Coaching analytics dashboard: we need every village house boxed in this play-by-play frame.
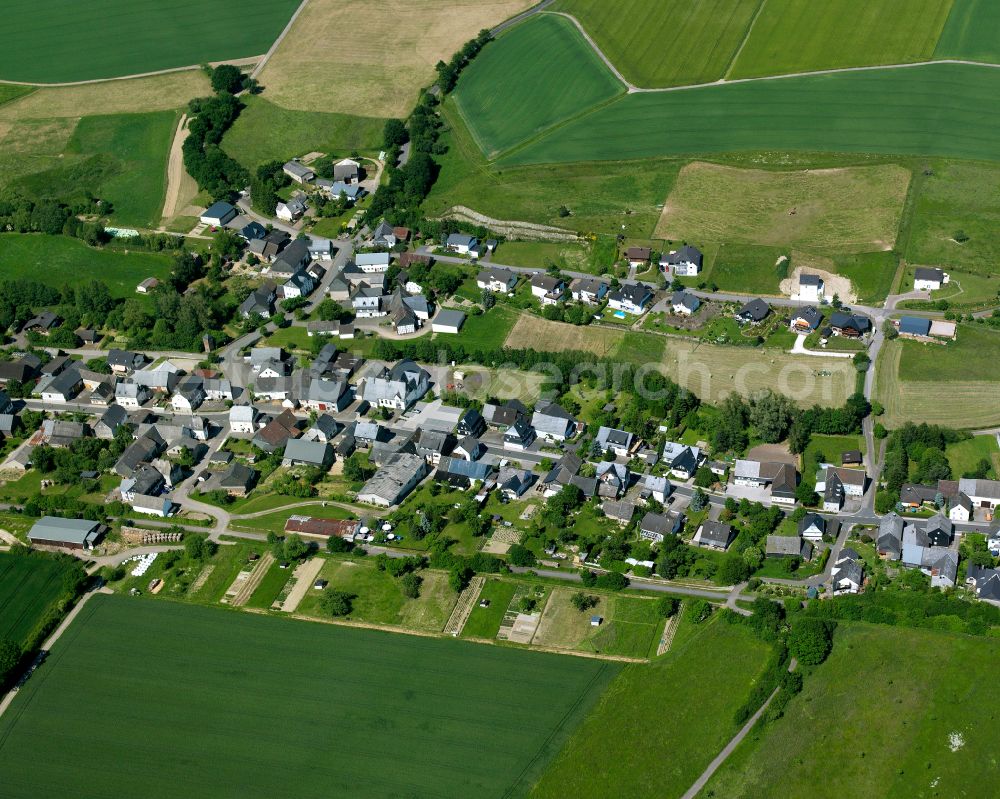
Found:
[607,283,654,315]
[276,195,307,222]
[476,267,518,294]
[356,252,392,273]
[199,201,236,227]
[569,276,610,304]
[735,298,771,325]
[913,266,948,291]
[445,233,479,255]
[283,160,315,184]
[661,442,701,480]
[798,513,826,542]
[827,312,871,338]
[531,402,577,442]
[766,535,813,560]
[282,439,333,470]
[816,465,866,510]
[530,274,567,306]
[671,290,701,316]
[431,309,466,334]
[694,520,733,550]
[357,452,428,507]
[797,273,825,302]
[595,426,635,458]
[639,511,684,542]
[229,404,258,434]
[876,512,905,560]
[832,548,864,594]
[897,316,932,340]
[660,245,702,276]
[362,360,430,411]
[625,247,651,268]
[790,306,823,333]
[732,460,798,505]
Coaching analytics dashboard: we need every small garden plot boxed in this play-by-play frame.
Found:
[461,579,519,639]
[533,589,663,659]
[497,583,550,644]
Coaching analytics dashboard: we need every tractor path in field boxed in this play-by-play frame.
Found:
[160,113,192,223]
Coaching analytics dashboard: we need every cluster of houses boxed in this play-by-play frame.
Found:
[876,511,959,588]
[899,477,1000,522]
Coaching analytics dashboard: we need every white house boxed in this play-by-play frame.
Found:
[115,381,150,410]
[530,274,566,306]
[229,404,258,434]
[797,273,825,302]
[131,493,172,518]
[671,290,701,316]
[355,252,391,273]
[362,360,430,411]
[607,283,654,315]
[660,245,702,276]
[959,478,1000,511]
[914,267,948,292]
[445,233,478,255]
[276,195,307,222]
[949,492,973,522]
[477,267,517,294]
[832,549,864,594]
[569,277,609,304]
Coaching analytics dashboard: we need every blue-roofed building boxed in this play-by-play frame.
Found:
[898,316,931,338]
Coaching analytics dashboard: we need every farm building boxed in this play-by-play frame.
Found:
[28,516,104,550]
[200,201,237,227]
[432,310,466,334]
[284,516,361,540]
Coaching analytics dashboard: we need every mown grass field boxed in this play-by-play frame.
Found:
[832,251,900,304]
[461,578,518,639]
[0,234,173,297]
[728,0,952,78]
[902,266,999,306]
[502,64,1000,166]
[551,0,760,87]
[935,0,1000,61]
[0,595,618,798]
[801,434,866,486]
[0,0,300,83]
[875,337,1000,429]
[531,617,770,798]
[656,162,909,254]
[222,97,385,170]
[0,553,73,646]
[454,15,623,158]
[450,304,521,351]
[258,0,534,117]
[897,323,1000,381]
[425,101,680,237]
[497,238,615,275]
[906,160,1000,275]
[946,434,1000,477]
[504,314,856,406]
[0,86,33,107]
[532,589,662,659]
[707,243,789,294]
[703,624,1000,798]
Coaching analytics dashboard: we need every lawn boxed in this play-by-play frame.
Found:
[0,552,75,647]
[0,234,173,298]
[497,239,615,275]
[454,304,521,351]
[259,324,314,353]
[0,594,619,798]
[946,435,999,478]
[531,616,771,798]
[8,111,178,228]
[0,0,300,83]
[655,162,909,255]
[897,323,1000,381]
[453,14,624,158]
[832,250,900,303]
[425,102,681,237]
[552,0,761,88]
[256,0,535,118]
[461,578,519,638]
[729,0,952,78]
[502,64,1000,167]
[906,159,1000,275]
[875,337,1000,429]
[222,96,385,170]
[532,588,662,659]
[703,623,1000,798]
[708,243,790,295]
[244,560,292,609]
[801,434,866,487]
[902,267,999,307]
[296,557,458,632]
[935,0,1000,61]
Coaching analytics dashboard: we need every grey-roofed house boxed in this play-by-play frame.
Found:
[662,442,701,480]
[94,405,129,439]
[476,267,517,294]
[642,474,671,503]
[41,420,89,448]
[282,439,333,469]
[735,298,771,324]
[414,429,454,465]
[531,403,577,442]
[28,516,104,550]
[832,549,864,594]
[354,421,390,448]
[607,283,654,315]
[435,456,493,489]
[967,564,1000,605]
[828,312,871,337]
[200,201,236,226]
[497,466,536,499]
[695,520,733,550]
[445,233,478,255]
[603,499,637,524]
[40,368,82,404]
[671,290,701,316]
[798,513,826,542]
[503,418,536,450]
[569,276,610,304]
[171,375,205,413]
[766,535,813,560]
[791,305,824,332]
[457,408,485,438]
[925,514,954,547]
[239,282,277,319]
[303,377,351,412]
[357,452,428,507]
[639,511,683,542]
[660,245,703,276]
[362,360,430,411]
[958,478,1000,510]
[303,414,340,443]
[283,160,315,183]
[213,463,257,496]
[595,426,634,458]
[877,512,905,560]
[596,461,629,498]
[913,266,946,290]
[106,348,146,375]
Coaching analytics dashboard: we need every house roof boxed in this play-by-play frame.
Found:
[898,316,931,336]
[798,513,825,535]
[662,245,702,265]
[283,438,331,466]
[959,478,1000,500]
[672,290,701,312]
[737,298,771,321]
[799,273,823,286]
[794,306,823,329]
[698,520,733,546]
[434,309,466,329]
[532,403,577,436]
[28,516,101,546]
[596,426,633,450]
[829,312,871,333]
[625,247,651,260]
[640,511,675,537]
[436,456,492,482]
[766,535,812,558]
[611,283,654,306]
[914,266,944,281]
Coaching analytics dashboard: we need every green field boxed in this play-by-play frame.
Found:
[497,238,615,275]
[0,86,33,107]
[244,561,292,609]
[935,0,1000,61]
[0,234,173,297]
[906,160,1000,274]
[0,0,300,83]
[454,15,623,158]
[832,251,900,303]
[552,0,760,87]
[533,589,663,659]
[897,323,1000,381]
[531,617,771,798]
[448,304,520,351]
[708,243,789,294]
[703,623,1000,798]
[0,552,73,647]
[946,434,1000,477]
[0,595,619,798]
[222,96,385,170]
[729,0,952,78]
[501,64,1000,166]
[1,111,178,227]
[801,434,866,487]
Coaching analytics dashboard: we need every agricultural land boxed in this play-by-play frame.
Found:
[0,552,76,647]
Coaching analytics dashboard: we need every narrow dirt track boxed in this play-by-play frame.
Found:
[160,113,190,222]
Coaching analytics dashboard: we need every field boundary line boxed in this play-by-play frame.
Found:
[542,12,634,91]
[723,0,769,80]
[0,56,261,88]
[251,0,310,80]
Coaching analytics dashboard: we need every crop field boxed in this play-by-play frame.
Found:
[897,324,1000,382]
[552,0,761,88]
[505,314,855,406]
[655,162,909,254]
[935,0,1000,61]
[906,160,1000,274]
[0,595,619,798]
[257,0,534,118]
[875,338,1000,429]
[703,624,1000,798]
[222,97,385,170]
[0,553,73,647]
[426,103,681,237]
[295,558,458,632]
[0,234,173,298]
[532,589,662,659]
[454,15,623,158]
[728,0,952,78]
[0,0,299,83]
[532,617,771,798]
[501,65,1000,167]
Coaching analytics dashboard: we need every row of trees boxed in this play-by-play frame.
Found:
[182,68,249,200]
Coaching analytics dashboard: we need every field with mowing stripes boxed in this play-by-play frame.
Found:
[0,0,301,83]
[502,64,1000,166]
[551,0,760,87]
[935,0,1000,61]
[453,14,623,158]
[0,595,618,798]
[0,552,75,647]
[728,0,952,78]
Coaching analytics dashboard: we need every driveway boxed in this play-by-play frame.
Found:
[790,333,855,358]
